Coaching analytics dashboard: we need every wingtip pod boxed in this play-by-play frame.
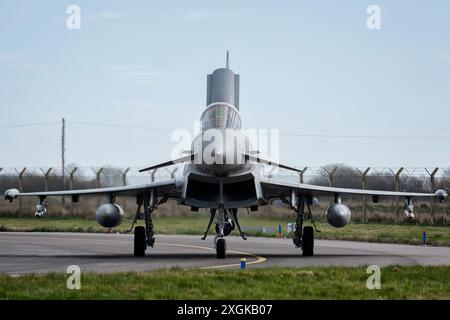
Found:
[435,189,448,202]
[4,188,19,201]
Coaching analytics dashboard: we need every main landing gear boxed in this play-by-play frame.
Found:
[132,191,156,257]
[292,193,318,256]
[202,207,247,259]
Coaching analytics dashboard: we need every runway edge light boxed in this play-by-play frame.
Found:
[422,231,427,246]
[240,258,247,270]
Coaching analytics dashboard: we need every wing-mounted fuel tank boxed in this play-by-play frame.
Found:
[326,195,351,228]
[96,203,124,228]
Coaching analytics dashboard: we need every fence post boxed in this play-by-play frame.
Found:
[92,167,104,206]
[389,167,404,222]
[300,167,308,184]
[267,166,277,179]
[15,168,27,216]
[357,167,370,222]
[66,167,78,191]
[150,169,158,183]
[122,167,130,186]
[65,167,78,215]
[40,168,53,192]
[425,168,439,225]
[325,167,338,187]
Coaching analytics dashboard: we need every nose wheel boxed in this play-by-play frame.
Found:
[216,238,226,259]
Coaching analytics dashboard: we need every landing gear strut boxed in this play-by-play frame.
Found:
[133,190,156,257]
[231,208,247,240]
[201,209,216,240]
[202,207,245,259]
[293,193,315,256]
[215,206,227,259]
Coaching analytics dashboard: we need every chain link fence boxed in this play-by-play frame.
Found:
[1,165,449,224]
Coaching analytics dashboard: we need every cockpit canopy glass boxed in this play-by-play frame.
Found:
[201,103,241,130]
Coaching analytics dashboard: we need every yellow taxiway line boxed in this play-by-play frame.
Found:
[158,242,267,270]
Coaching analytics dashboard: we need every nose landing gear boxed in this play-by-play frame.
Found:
[202,207,246,259]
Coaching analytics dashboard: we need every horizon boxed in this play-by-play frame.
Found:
[1,1,450,169]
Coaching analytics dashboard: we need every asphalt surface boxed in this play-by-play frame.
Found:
[0,232,449,275]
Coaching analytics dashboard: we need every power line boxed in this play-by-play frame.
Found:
[0,121,60,129]
[279,133,450,140]
[2,120,450,140]
[68,121,172,131]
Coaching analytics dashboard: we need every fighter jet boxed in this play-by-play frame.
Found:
[4,52,448,259]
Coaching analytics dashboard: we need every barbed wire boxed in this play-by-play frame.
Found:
[0,165,448,179]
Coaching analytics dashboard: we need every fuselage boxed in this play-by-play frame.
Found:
[180,60,262,209]
[190,64,251,177]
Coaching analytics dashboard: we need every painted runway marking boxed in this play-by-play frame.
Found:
[158,242,267,269]
[0,234,267,270]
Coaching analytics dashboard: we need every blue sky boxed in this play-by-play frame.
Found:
[1,0,449,170]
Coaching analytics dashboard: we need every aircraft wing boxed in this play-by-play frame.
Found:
[259,177,447,200]
[4,179,183,201]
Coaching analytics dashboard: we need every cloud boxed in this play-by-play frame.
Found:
[84,11,125,20]
[0,80,39,86]
[181,11,247,20]
[106,65,161,85]
[0,52,28,61]
[124,71,161,77]
[112,100,166,111]
[437,53,450,62]
[0,51,44,71]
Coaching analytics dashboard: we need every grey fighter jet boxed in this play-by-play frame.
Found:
[4,52,448,259]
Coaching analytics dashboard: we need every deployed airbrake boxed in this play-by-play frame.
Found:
[4,52,448,259]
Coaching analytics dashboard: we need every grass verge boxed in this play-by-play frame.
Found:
[1,266,449,299]
[1,216,449,246]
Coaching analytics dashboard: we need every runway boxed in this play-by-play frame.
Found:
[0,232,449,275]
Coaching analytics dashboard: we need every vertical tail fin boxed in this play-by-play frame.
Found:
[206,51,240,109]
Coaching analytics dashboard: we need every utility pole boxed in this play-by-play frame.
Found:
[61,118,66,206]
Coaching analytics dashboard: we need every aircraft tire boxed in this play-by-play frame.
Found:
[134,226,146,257]
[216,238,226,259]
[302,226,314,256]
